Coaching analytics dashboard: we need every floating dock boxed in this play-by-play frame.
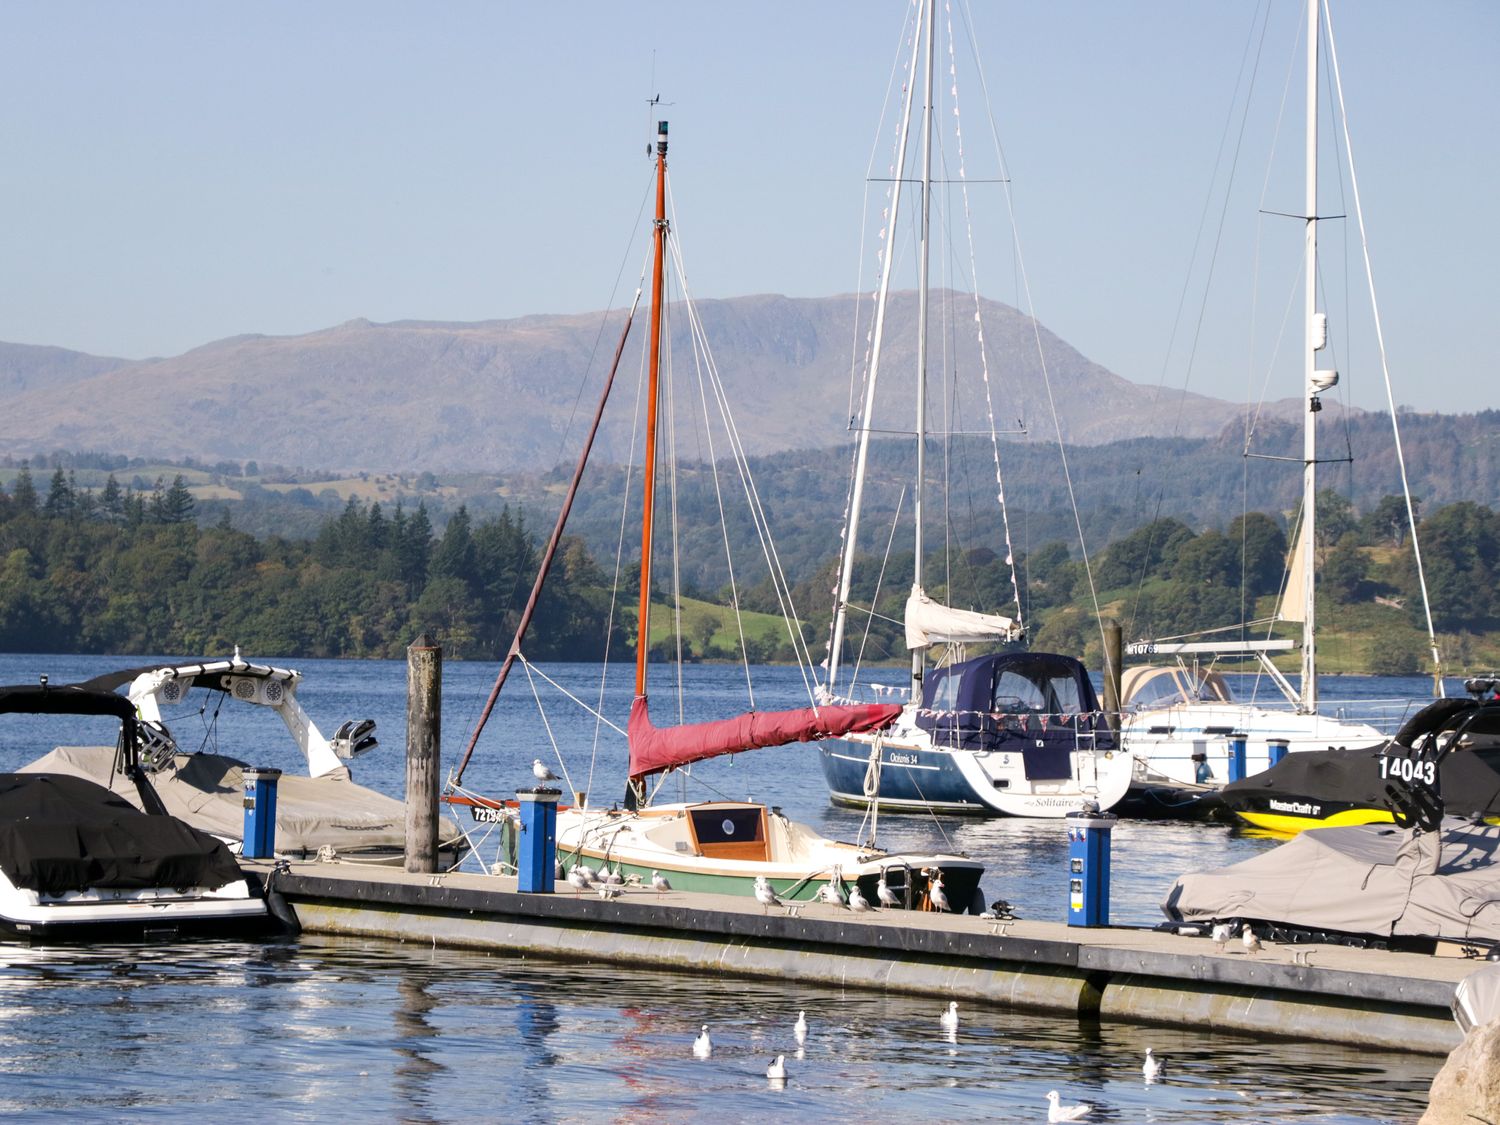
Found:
[248,859,1481,1055]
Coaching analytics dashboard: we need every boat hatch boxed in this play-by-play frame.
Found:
[686,806,769,863]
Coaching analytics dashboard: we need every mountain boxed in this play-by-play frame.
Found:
[0,293,1335,473]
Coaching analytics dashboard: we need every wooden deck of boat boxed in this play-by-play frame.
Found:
[248,858,1482,1055]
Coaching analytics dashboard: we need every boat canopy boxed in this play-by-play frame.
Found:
[904,586,1021,650]
[627,696,903,783]
[1121,665,1235,710]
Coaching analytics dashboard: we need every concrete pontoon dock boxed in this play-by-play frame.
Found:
[248,859,1483,1055]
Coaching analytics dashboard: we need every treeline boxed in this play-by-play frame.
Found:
[1,458,1497,673]
[0,465,623,660]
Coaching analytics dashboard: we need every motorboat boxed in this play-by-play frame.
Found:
[0,682,270,940]
[1219,696,1500,835]
[23,654,467,866]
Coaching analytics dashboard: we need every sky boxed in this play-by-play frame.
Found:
[1,1,1495,414]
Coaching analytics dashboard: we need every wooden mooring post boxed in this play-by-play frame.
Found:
[405,633,442,874]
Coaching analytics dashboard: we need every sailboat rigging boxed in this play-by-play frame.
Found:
[448,117,981,909]
[1117,0,1443,812]
[816,0,1133,818]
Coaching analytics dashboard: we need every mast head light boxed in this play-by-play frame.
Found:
[656,120,668,157]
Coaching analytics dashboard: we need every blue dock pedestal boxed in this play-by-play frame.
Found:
[517,788,562,893]
[242,767,282,860]
[1226,735,1248,783]
[1065,809,1117,927]
[1268,738,1289,767]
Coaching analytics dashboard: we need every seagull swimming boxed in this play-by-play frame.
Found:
[1211,922,1234,953]
[928,873,951,913]
[848,884,872,913]
[766,1054,787,1080]
[939,1001,959,1033]
[532,758,559,783]
[1046,1090,1093,1122]
[692,1025,712,1058]
[1143,1047,1163,1083]
[1242,923,1263,956]
[876,870,901,909]
[651,870,672,896]
[793,1010,808,1043]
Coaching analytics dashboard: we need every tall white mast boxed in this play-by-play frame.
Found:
[909,0,935,705]
[826,4,926,695]
[1300,0,1337,713]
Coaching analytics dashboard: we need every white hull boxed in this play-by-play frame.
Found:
[0,868,267,936]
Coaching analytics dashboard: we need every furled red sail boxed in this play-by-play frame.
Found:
[627,695,903,782]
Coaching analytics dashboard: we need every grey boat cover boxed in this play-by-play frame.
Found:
[22,746,463,860]
[1454,964,1500,1033]
[1162,819,1500,943]
[0,772,244,896]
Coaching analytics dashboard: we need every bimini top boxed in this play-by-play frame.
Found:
[0,683,139,724]
[75,655,299,699]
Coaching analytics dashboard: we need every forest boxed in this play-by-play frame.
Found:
[0,459,1496,675]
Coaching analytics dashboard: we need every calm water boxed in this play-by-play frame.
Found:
[0,654,1457,1121]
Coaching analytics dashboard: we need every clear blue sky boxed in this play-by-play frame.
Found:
[2,1,1494,414]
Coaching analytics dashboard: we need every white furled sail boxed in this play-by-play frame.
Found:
[1277,525,1307,625]
[904,586,1022,650]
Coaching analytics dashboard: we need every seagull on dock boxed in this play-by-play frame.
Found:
[793,1010,808,1043]
[766,1055,787,1081]
[597,882,624,901]
[532,758,559,783]
[816,870,845,907]
[567,866,590,896]
[1242,923,1262,956]
[692,1024,712,1058]
[876,869,901,909]
[651,870,672,896]
[848,884,872,913]
[754,876,783,914]
[1211,922,1234,953]
[1143,1047,1163,1083]
[928,873,951,913]
[939,1001,959,1033]
[605,864,625,886]
[1046,1090,1093,1122]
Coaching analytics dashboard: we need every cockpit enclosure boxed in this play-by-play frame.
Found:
[915,652,1113,779]
[1121,665,1235,710]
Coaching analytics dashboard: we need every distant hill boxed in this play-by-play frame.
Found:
[0,293,1329,473]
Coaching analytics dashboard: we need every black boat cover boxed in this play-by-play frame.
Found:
[0,773,244,897]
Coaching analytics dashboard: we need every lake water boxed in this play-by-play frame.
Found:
[0,654,1457,1121]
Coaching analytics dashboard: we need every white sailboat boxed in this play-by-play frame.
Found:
[1118,0,1441,813]
[814,0,1133,817]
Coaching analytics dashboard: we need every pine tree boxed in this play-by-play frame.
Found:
[11,464,37,514]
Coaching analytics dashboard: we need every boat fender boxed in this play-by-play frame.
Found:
[263,861,302,935]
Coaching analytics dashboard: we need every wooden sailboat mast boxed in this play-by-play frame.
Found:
[636,120,669,700]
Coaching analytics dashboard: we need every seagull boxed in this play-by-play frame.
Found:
[1046,1090,1093,1122]
[651,870,672,896]
[816,871,845,907]
[939,1001,959,1033]
[766,1055,787,1080]
[597,882,624,901]
[793,1010,808,1044]
[692,1025,712,1058]
[1143,1047,1163,1083]
[532,758,559,783]
[754,876,783,914]
[605,864,625,887]
[1211,922,1234,953]
[567,866,590,896]
[876,869,901,909]
[1242,923,1262,956]
[928,873,951,913]
[848,884,872,913]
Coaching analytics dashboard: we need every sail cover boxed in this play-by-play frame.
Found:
[904,586,1022,649]
[627,695,903,782]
